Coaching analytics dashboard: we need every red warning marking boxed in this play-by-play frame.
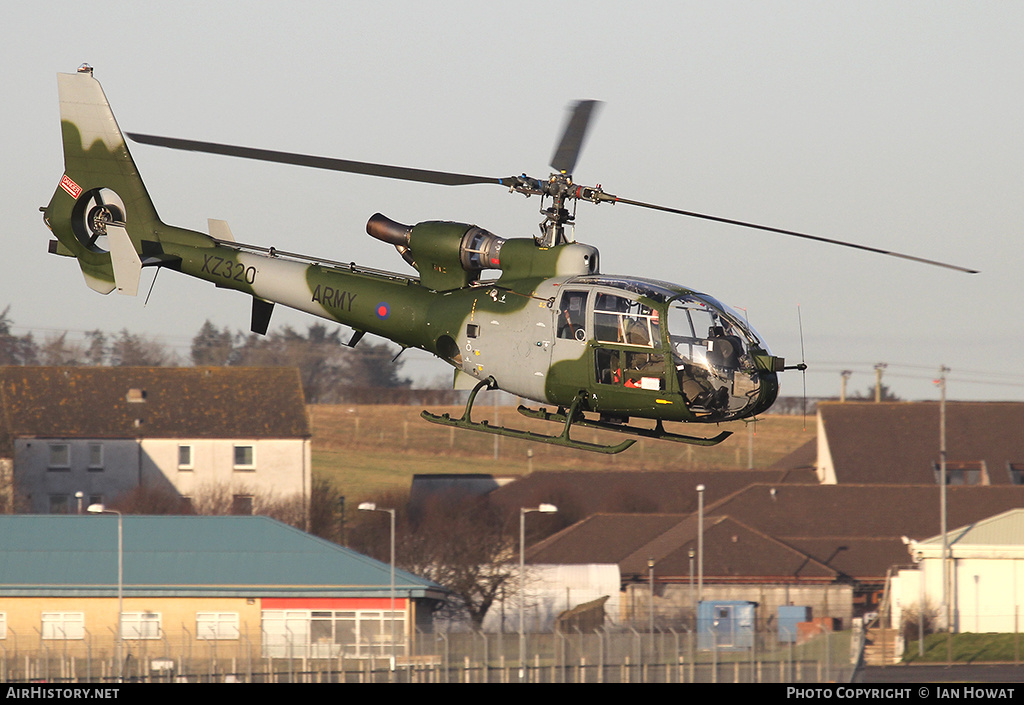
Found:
[60,175,82,199]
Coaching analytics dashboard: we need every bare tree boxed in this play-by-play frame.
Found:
[352,490,517,628]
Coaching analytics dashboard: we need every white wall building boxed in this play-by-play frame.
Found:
[481,563,622,633]
[0,367,311,520]
[894,509,1024,633]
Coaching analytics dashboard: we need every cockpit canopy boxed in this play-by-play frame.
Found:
[563,276,774,420]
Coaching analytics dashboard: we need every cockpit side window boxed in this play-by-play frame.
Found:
[557,290,588,340]
[592,293,665,390]
[594,293,659,347]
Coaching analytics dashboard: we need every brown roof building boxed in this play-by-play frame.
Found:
[814,401,1024,485]
[0,367,311,519]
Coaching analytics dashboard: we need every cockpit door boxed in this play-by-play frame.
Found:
[590,291,669,395]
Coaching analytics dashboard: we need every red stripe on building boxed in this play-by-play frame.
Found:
[261,597,407,610]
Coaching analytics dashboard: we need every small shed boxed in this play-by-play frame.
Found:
[697,600,757,650]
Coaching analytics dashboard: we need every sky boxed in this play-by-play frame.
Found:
[3,1,1022,402]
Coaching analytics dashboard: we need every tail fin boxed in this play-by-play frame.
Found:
[43,69,161,295]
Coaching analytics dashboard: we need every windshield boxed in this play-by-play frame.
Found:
[666,293,769,419]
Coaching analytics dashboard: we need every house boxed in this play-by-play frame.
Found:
[894,509,1024,634]
[0,515,446,667]
[487,468,818,529]
[493,482,1024,633]
[812,401,1024,485]
[0,367,311,519]
[519,512,849,630]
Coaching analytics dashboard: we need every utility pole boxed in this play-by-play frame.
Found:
[937,366,951,643]
[874,363,888,402]
[840,371,852,402]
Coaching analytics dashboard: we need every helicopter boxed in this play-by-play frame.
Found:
[42,67,977,454]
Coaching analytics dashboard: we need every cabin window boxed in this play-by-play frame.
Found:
[593,293,659,347]
[556,290,588,340]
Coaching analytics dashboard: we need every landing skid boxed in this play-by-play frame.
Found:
[516,406,733,447]
[421,378,636,454]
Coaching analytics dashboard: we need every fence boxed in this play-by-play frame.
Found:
[0,625,860,683]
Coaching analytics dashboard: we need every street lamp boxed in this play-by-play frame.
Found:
[696,484,705,604]
[688,548,695,627]
[648,558,655,636]
[86,504,122,682]
[358,502,397,672]
[519,503,557,682]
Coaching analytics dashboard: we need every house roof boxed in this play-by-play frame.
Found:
[528,513,836,583]
[488,468,818,526]
[618,515,837,582]
[702,483,1024,541]
[0,367,310,452]
[0,515,444,599]
[817,401,1024,484]
[527,513,687,565]
[527,484,1024,584]
[769,438,816,473]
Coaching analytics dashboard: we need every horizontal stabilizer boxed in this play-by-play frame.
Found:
[107,223,141,296]
[208,219,235,242]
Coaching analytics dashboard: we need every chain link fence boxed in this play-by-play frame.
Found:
[0,624,861,683]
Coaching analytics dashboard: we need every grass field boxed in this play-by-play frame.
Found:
[309,403,816,500]
[903,632,1024,663]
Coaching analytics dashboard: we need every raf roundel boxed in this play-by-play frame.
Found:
[375,302,390,320]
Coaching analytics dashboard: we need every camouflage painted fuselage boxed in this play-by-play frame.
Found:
[44,71,781,425]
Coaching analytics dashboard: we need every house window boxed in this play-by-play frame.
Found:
[196,612,239,640]
[232,495,254,516]
[122,612,161,640]
[42,612,84,640]
[48,444,70,470]
[233,445,255,470]
[933,461,987,485]
[178,445,194,470]
[88,443,103,471]
[262,609,406,658]
[49,495,70,514]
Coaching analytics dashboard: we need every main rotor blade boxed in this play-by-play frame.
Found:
[612,196,979,274]
[550,100,602,176]
[127,133,504,187]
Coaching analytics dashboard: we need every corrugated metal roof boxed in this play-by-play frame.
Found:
[919,509,1024,547]
[0,515,442,599]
